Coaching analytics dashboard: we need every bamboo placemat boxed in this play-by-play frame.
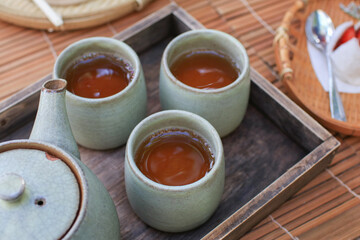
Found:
[1,0,360,239]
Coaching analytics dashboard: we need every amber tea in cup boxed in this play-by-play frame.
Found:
[53,37,147,150]
[64,53,134,98]
[125,110,225,232]
[135,128,214,186]
[160,29,250,137]
[170,49,239,89]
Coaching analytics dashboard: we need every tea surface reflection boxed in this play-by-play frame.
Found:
[170,50,239,89]
[65,53,133,98]
[135,129,214,186]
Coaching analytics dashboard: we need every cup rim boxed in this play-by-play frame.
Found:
[126,110,224,191]
[53,37,141,103]
[162,29,250,94]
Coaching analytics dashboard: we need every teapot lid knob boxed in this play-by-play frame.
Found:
[0,173,25,201]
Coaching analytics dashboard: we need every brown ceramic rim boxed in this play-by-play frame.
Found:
[41,79,67,93]
[126,110,224,192]
[162,29,249,94]
[0,140,88,239]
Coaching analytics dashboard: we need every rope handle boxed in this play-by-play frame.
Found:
[135,0,153,11]
[273,0,305,82]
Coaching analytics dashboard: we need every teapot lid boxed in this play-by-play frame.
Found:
[0,147,80,239]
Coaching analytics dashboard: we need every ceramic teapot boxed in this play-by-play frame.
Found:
[0,79,121,239]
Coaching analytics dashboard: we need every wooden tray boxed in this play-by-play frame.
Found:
[274,0,360,136]
[0,3,340,239]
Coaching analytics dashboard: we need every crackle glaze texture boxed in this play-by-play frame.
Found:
[0,148,79,239]
[0,79,121,239]
[160,29,250,137]
[125,110,225,232]
[54,37,147,150]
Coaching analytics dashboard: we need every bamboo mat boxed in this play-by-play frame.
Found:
[1,0,360,239]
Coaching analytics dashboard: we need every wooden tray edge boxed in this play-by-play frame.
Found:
[203,136,339,240]
[250,68,332,143]
[201,69,341,239]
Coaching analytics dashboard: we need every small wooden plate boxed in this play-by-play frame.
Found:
[274,0,360,136]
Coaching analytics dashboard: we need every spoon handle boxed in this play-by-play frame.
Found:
[326,52,347,121]
[32,0,63,27]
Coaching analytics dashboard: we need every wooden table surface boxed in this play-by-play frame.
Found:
[1,0,359,239]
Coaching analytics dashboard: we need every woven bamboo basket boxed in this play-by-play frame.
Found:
[274,0,360,136]
[0,0,152,31]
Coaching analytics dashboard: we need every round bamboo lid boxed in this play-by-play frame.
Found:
[0,0,152,31]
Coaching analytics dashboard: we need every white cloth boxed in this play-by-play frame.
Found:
[307,21,360,93]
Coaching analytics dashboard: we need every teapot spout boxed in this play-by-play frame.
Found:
[30,79,80,159]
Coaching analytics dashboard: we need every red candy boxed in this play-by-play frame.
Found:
[334,26,355,50]
[356,28,360,41]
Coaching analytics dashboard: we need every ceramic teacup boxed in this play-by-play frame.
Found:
[159,29,250,137]
[125,110,225,232]
[53,37,147,150]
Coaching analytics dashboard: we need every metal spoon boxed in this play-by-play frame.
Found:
[305,10,347,122]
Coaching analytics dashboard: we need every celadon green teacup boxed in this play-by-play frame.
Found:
[125,110,225,232]
[159,29,250,137]
[53,37,147,150]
